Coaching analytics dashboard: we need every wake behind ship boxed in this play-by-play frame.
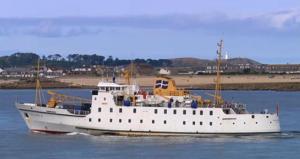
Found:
[16,40,280,135]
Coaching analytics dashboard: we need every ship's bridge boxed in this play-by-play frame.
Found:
[97,82,126,92]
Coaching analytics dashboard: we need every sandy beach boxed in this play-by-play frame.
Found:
[58,74,300,88]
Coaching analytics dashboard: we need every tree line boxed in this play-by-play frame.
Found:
[0,53,172,68]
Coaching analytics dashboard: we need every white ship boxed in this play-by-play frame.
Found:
[16,40,280,135]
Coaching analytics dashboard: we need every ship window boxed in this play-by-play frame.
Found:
[252,115,255,119]
[128,119,131,123]
[164,109,167,114]
[110,119,113,122]
[119,108,122,113]
[110,108,113,113]
[173,109,177,114]
[193,110,196,115]
[133,108,136,113]
[164,120,167,124]
[89,118,92,122]
[200,110,203,115]
[210,122,212,126]
[98,107,101,112]
[183,121,186,125]
[152,120,155,124]
[94,97,97,100]
[154,109,158,114]
[210,111,213,116]
[92,90,98,95]
[116,87,120,90]
[104,97,106,101]
[183,110,186,115]
[266,116,269,118]
[200,122,203,125]
[119,119,122,123]
[140,119,143,123]
[192,121,195,125]
[98,118,101,122]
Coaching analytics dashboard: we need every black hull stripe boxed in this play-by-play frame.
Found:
[18,108,87,117]
[76,127,281,135]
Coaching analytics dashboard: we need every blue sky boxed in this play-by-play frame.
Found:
[0,0,300,63]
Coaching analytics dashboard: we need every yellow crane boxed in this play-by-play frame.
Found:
[47,90,91,108]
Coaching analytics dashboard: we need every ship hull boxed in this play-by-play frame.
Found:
[16,103,280,135]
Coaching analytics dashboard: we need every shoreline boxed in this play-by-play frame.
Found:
[1,75,300,91]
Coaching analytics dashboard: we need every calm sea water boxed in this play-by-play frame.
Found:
[0,89,300,159]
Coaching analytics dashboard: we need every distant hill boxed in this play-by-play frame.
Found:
[170,57,213,67]
[170,57,261,67]
[225,58,261,65]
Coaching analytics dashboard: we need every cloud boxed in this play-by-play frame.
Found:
[0,9,300,37]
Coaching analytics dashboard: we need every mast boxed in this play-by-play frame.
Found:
[35,58,42,106]
[214,39,223,106]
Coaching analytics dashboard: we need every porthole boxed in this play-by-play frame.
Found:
[152,120,155,124]
[133,108,136,113]
[164,109,167,114]
[24,113,29,118]
[183,110,186,115]
[110,108,113,113]
[252,115,255,119]
[154,109,158,114]
[200,121,203,125]
[164,120,167,124]
[173,109,177,114]
[104,97,106,101]
[89,118,92,122]
[128,119,131,123]
[119,108,122,113]
[256,122,258,124]
[98,107,101,112]
[266,116,269,118]
[140,119,143,123]
[192,121,195,125]
[183,121,186,125]
[119,119,122,123]
[209,111,213,116]
[209,122,213,126]
[98,118,101,122]
[94,97,97,100]
[110,119,113,122]
[193,110,196,115]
